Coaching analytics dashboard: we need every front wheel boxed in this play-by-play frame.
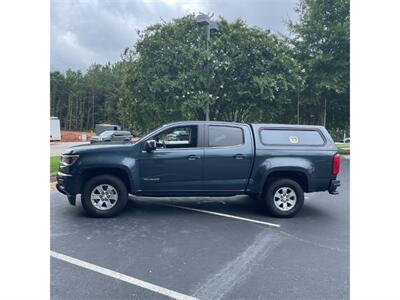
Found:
[264,178,304,218]
[81,175,128,217]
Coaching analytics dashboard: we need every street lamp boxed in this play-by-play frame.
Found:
[209,21,219,33]
[195,13,210,26]
[196,13,219,121]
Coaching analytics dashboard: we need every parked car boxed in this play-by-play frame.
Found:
[57,121,340,218]
[90,130,132,144]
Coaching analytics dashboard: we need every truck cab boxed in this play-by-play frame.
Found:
[137,121,254,196]
[56,121,340,218]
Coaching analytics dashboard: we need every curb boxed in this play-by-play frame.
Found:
[50,181,57,191]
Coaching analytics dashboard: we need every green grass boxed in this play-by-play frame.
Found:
[335,143,350,155]
[50,156,60,177]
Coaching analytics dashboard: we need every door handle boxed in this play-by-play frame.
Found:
[233,154,245,160]
[187,155,201,160]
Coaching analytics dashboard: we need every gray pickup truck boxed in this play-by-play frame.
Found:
[56,121,340,218]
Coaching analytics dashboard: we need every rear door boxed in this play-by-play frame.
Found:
[113,132,123,142]
[203,124,253,193]
[114,132,129,142]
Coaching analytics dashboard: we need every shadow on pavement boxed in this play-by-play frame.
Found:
[53,192,334,224]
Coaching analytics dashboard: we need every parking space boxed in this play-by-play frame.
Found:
[51,159,349,299]
[51,258,168,300]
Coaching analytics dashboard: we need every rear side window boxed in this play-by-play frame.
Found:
[209,126,244,147]
[260,129,325,146]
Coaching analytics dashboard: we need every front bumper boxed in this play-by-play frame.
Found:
[328,179,341,195]
[56,172,77,205]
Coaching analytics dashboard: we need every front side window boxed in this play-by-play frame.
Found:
[208,126,244,147]
[153,126,198,149]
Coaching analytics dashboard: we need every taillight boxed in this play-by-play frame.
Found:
[332,153,340,176]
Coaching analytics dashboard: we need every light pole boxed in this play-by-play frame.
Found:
[297,90,300,124]
[323,96,327,127]
[119,97,124,129]
[196,13,219,121]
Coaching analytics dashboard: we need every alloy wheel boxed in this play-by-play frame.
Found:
[273,187,297,211]
[90,184,119,210]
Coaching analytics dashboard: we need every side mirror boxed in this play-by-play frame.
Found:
[145,140,157,152]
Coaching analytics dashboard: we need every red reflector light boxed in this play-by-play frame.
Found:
[333,154,340,176]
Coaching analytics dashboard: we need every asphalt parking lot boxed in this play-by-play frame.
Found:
[51,158,349,300]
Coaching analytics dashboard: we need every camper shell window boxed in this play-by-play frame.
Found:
[260,129,325,146]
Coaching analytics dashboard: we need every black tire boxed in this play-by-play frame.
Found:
[263,178,304,218]
[81,175,128,218]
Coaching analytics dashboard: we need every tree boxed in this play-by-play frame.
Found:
[288,0,350,131]
[50,62,128,131]
[50,6,350,137]
[122,15,303,131]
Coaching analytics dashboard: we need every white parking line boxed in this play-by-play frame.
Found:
[163,204,281,228]
[50,251,198,300]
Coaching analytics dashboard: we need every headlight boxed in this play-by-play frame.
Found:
[60,154,79,165]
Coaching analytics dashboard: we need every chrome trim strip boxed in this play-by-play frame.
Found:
[57,172,72,177]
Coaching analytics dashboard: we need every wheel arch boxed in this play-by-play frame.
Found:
[79,167,134,194]
[260,168,309,197]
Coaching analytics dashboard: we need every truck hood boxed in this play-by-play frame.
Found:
[62,143,136,155]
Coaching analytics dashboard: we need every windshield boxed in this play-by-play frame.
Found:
[133,124,168,144]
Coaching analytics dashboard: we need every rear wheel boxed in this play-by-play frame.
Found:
[81,175,128,217]
[263,178,304,218]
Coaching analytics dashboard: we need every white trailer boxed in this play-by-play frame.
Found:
[50,117,61,141]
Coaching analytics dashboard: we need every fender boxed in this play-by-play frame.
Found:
[76,155,137,194]
[254,156,314,195]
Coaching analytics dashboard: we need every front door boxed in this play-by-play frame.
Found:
[138,125,204,194]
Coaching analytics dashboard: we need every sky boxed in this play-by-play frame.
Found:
[51,0,298,72]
